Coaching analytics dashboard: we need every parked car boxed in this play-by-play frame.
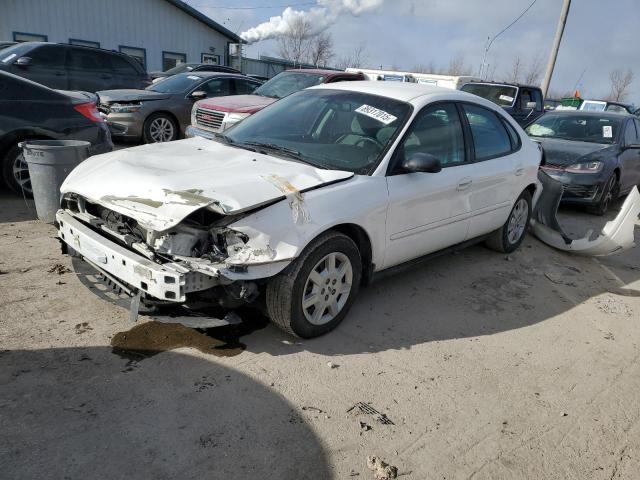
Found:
[579,99,635,114]
[0,71,112,195]
[0,41,16,51]
[98,72,263,143]
[246,74,269,82]
[57,82,541,337]
[544,98,562,111]
[187,69,366,136]
[0,42,151,92]
[150,63,241,83]
[527,111,640,214]
[460,82,544,127]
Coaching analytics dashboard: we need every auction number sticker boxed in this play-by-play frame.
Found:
[499,94,514,102]
[355,104,397,125]
[603,125,613,138]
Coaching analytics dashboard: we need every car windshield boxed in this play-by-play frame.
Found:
[253,71,327,99]
[223,89,411,174]
[162,63,195,75]
[0,43,34,63]
[580,101,606,112]
[525,114,622,144]
[147,73,202,93]
[461,84,518,107]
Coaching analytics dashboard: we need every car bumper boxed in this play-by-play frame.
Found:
[185,125,217,140]
[540,168,607,205]
[104,112,145,139]
[56,210,218,302]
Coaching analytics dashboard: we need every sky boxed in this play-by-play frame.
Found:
[185,0,640,103]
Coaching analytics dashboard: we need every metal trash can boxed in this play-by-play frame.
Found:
[20,140,91,223]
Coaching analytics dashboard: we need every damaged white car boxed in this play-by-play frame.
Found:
[57,82,542,337]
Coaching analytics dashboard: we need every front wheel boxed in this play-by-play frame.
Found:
[485,190,532,253]
[143,113,178,143]
[266,231,362,338]
[587,173,617,216]
[2,143,32,197]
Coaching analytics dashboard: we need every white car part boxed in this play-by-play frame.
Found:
[531,172,639,256]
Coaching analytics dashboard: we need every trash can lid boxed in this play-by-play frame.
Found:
[19,140,91,150]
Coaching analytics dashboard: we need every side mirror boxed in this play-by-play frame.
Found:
[189,90,207,100]
[526,101,537,110]
[15,56,32,67]
[401,152,442,173]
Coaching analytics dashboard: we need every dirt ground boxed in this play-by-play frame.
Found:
[1,186,639,480]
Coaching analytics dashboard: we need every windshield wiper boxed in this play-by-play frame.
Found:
[240,141,304,160]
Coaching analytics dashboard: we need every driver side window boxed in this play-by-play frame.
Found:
[399,103,465,167]
[199,78,231,97]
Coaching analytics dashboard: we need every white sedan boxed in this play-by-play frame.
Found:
[57,82,542,337]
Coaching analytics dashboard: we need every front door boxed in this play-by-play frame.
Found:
[385,102,473,268]
[12,45,67,89]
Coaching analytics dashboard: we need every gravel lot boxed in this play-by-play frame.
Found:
[1,182,639,480]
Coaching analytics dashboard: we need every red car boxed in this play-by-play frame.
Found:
[186,69,365,137]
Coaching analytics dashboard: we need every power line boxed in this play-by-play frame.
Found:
[184,1,316,9]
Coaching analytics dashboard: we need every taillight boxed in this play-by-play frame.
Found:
[74,102,104,123]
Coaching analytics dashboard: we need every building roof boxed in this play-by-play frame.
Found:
[164,0,242,43]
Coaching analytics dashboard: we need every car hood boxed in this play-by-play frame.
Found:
[196,94,276,113]
[60,137,354,232]
[97,89,171,103]
[535,137,617,166]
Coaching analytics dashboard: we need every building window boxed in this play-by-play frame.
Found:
[119,45,146,69]
[69,38,100,48]
[163,51,186,71]
[201,53,220,65]
[13,32,47,42]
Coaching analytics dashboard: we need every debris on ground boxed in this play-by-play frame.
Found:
[366,456,398,480]
[302,406,324,414]
[48,263,71,275]
[327,361,339,369]
[359,421,372,432]
[595,296,633,316]
[348,402,395,425]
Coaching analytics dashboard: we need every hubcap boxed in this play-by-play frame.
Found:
[149,117,175,142]
[302,252,353,326]
[12,152,32,194]
[507,198,528,244]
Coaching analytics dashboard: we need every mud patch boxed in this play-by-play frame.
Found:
[111,309,269,360]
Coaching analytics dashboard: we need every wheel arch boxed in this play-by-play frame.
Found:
[323,223,374,285]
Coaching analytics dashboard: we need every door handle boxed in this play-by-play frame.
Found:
[514,166,525,176]
[457,178,473,190]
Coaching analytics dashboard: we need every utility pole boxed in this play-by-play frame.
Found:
[541,0,571,97]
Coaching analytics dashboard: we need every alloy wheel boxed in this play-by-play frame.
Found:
[12,152,32,195]
[302,252,353,326]
[149,117,175,142]
[507,198,528,244]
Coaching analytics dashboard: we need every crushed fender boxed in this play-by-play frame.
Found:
[531,171,640,256]
[263,174,311,224]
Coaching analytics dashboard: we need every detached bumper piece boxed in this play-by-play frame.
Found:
[531,171,640,256]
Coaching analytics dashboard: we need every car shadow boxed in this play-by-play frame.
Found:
[0,346,332,479]
[0,189,37,223]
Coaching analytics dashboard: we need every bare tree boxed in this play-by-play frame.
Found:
[446,54,471,76]
[412,62,437,74]
[508,56,522,83]
[334,44,368,70]
[276,17,313,66]
[522,53,545,85]
[484,61,499,81]
[307,31,334,67]
[607,69,634,102]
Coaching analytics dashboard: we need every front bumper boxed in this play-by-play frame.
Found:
[540,168,606,204]
[56,210,217,302]
[104,111,145,139]
[186,125,217,140]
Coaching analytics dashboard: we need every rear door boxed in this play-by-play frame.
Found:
[619,119,640,191]
[66,47,113,92]
[385,102,473,268]
[11,44,67,89]
[461,103,524,239]
[110,54,144,89]
[233,78,262,94]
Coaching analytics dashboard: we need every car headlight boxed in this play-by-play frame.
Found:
[109,102,142,113]
[565,161,603,173]
[222,112,251,130]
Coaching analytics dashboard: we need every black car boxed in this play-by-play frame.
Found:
[461,82,545,127]
[149,63,241,82]
[0,42,151,92]
[0,41,16,51]
[526,111,640,215]
[0,71,113,195]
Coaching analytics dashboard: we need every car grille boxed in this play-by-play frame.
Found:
[563,184,597,198]
[195,108,226,132]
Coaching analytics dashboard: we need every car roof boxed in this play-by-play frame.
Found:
[543,110,634,119]
[285,68,360,78]
[9,41,132,57]
[171,71,247,79]
[463,81,541,90]
[311,80,479,103]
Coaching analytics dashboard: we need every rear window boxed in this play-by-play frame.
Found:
[253,71,326,99]
[461,84,518,107]
[148,73,203,93]
[463,104,513,160]
[1,43,35,64]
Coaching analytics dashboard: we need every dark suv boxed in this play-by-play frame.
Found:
[0,42,151,92]
[0,71,113,195]
[461,82,545,127]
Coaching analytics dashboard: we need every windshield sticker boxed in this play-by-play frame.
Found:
[187,75,201,80]
[2,53,16,63]
[355,104,397,125]
[603,125,613,138]
[499,94,514,102]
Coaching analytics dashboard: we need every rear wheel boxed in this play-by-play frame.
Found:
[143,113,178,143]
[587,173,617,216]
[266,231,362,338]
[485,190,532,253]
[2,143,32,197]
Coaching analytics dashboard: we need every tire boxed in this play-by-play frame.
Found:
[2,143,33,197]
[587,173,617,216]
[266,231,362,338]
[143,113,178,144]
[485,190,532,253]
